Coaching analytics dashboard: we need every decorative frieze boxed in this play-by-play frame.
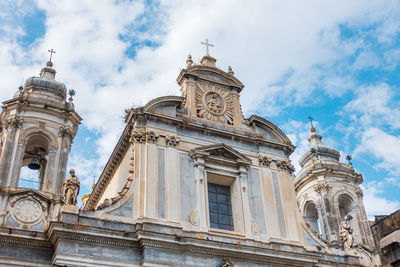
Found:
[165,135,180,147]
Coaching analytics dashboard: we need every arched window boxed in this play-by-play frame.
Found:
[304,201,320,234]
[338,194,353,219]
[18,134,49,190]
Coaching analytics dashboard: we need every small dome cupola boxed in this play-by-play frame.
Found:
[23,49,67,103]
[298,125,340,168]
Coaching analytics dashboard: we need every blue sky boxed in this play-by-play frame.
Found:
[1,0,399,217]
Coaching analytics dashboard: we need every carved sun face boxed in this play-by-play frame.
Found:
[195,83,234,125]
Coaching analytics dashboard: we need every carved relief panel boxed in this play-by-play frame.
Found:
[195,83,234,125]
[3,192,48,231]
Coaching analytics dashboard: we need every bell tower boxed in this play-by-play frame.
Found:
[0,56,81,231]
[294,126,375,251]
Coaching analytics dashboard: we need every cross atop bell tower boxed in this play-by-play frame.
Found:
[0,54,82,195]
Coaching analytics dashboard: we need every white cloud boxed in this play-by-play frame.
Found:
[1,0,400,169]
[344,84,400,129]
[362,181,400,218]
[355,127,400,176]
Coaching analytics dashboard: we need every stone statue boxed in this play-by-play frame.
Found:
[63,169,80,206]
[221,258,233,267]
[207,93,223,114]
[339,214,354,251]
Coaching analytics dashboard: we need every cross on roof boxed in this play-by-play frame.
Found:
[308,115,314,128]
[48,49,56,62]
[200,39,214,56]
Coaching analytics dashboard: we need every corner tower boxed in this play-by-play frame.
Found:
[294,126,375,250]
[0,58,81,231]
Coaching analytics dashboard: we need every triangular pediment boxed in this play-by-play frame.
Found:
[192,143,251,165]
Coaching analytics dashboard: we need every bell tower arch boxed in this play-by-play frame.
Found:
[0,58,81,231]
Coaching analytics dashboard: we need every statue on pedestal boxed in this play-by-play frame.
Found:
[339,214,354,251]
[63,169,80,206]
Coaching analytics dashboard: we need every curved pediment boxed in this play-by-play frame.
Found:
[247,115,293,146]
[143,96,184,117]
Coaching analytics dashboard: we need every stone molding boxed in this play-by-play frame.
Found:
[85,125,132,210]
[96,154,135,210]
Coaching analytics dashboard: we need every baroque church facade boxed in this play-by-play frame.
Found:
[0,51,381,266]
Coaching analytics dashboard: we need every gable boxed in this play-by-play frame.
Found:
[191,143,252,166]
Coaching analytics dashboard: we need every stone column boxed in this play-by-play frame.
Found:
[165,135,180,222]
[9,142,24,187]
[193,156,207,230]
[1,119,23,186]
[239,165,252,235]
[145,132,159,218]
[230,90,242,127]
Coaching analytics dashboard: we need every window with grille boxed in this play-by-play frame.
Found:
[208,183,233,231]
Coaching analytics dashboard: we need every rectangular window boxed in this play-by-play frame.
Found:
[208,183,233,231]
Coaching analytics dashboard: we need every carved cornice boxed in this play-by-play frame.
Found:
[0,234,52,249]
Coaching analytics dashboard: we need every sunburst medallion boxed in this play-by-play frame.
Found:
[195,83,234,125]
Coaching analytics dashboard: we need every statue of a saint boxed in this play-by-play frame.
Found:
[207,93,223,114]
[339,214,354,251]
[63,169,80,206]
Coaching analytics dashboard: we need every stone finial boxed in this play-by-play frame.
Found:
[186,54,193,68]
[63,169,80,206]
[200,55,217,67]
[228,66,234,75]
[67,89,76,108]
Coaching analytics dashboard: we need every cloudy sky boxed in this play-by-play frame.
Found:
[1,0,399,218]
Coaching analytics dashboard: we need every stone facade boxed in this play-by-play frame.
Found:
[0,55,380,266]
[371,209,400,266]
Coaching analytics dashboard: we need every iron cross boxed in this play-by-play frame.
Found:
[200,39,214,55]
[48,49,56,62]
[308,115,314,128]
